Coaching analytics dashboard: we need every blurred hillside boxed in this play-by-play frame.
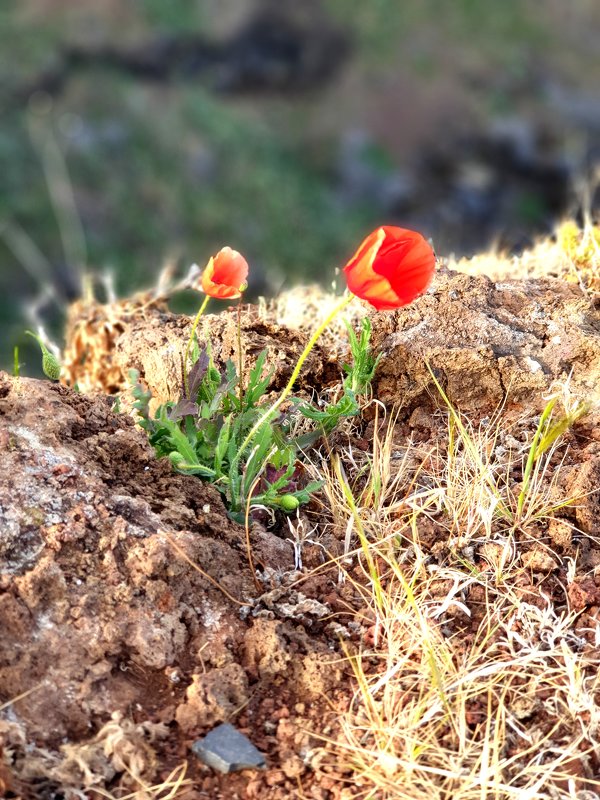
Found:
[0,0,599,373]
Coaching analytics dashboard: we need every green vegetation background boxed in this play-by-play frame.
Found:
[0,0,592,373]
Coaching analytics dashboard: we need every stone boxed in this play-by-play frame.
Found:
[192,723,266,773]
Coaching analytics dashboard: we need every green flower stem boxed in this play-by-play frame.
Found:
[236,292,355,463]
[183,294,210,395]
[237,298,244,408]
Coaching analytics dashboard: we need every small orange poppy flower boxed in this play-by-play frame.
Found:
[343,226,435,311]
[200,247,249,300]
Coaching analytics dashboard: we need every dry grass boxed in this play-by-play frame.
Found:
[451,219,600,299]
[311,386,600,799]
[91,762,191,800]
[0,708,190,800]
[318,564,600,799]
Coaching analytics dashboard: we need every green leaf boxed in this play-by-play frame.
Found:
[214,415,232,475]
[242,422,275,497]
[244,350,274,408]
[343,317,379,393]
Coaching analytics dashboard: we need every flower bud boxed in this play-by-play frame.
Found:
[199,247,249,299]
[169,452,185,467]
[42,351,62,381]
[25,331,62,381]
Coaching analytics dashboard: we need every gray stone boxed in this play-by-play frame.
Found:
[191,722,266,774]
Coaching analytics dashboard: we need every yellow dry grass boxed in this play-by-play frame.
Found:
[310,384,600,799]
[451,220,600,298]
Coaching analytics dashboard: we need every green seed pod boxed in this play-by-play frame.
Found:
[278,494,300,512]
[42,351,62,381]
[25,331,62,381]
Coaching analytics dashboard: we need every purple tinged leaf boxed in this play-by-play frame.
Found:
[168,399,199,421]
[186,350,210,399]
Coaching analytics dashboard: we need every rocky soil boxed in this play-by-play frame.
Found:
[2,259,600,798]
[0,373,351,799]
[62,267,600,416]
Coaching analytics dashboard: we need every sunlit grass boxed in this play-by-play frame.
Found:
[453,218,600,299]
[310,379,600,798]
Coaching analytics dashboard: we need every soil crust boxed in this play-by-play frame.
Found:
[0,374,346,799]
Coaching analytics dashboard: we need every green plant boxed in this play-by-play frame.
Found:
[426,362,590,541]
[131,318,377,521]
[295,318,379,446]
[133,224,434,522]
[516,394,589,523]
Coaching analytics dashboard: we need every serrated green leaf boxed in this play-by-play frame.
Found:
[214,415,232,475]
[245,350,274,408]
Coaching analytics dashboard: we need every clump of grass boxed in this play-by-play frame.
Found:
[317,549,600,798]
[311,380,598,798]
[452,219,600,297]
[426,366,591,537]
[557,219,600,292]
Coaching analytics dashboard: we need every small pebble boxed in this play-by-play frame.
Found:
[191,722,266,774]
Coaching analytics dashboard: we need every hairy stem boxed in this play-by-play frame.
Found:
[237,298,244,408]
[183,294,210,395]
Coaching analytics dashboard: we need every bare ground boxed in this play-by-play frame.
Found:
[2,250,600,798]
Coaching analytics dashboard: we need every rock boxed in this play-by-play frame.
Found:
[547,518,574,548]
[0,372,345,795]
[559,455,600,536]
[62,268,600,424]
[244,618,341,697]
[191,722,266,773]
[0,373,252,747]
[370,268,600,415]
[521,548,559,572]
[62,296,338,409]
[175,664,249,732]
[568,579,600,612]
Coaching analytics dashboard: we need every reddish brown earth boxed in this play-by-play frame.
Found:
[0,373,360,799]
[2,266,600,798]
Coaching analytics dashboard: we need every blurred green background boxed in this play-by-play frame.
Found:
[1,0,599,374]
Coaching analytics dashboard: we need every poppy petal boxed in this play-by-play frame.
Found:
[199,247,249,299]
[343,226,435,310]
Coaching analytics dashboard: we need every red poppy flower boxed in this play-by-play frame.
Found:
[200,247,249,300]
[343,226,436,310]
